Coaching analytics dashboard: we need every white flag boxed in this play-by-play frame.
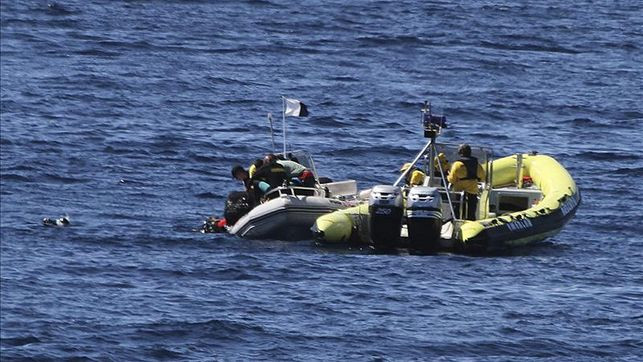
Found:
[284,98,309,117]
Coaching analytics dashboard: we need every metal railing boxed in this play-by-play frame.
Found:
[264,185,324,199]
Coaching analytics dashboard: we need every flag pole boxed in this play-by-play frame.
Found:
[267,112,276,153]
[282,96,287,156]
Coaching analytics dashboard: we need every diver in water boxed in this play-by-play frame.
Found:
[201,215,228,233]
[42,216,70,226]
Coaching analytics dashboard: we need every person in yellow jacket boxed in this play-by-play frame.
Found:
[447,144,485,220]
[432,152,450,185]
[400,163,425,186]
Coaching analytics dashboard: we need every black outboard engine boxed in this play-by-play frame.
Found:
[223,191,253,226]
[406,186,443,252]
[368,185,404,250]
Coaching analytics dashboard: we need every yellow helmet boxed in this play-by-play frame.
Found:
[400,162,413,172]
[434,152,449,168]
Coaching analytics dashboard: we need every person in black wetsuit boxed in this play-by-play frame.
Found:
[231,161,287,203]
[253,157,288,192]
[264,153,316,188]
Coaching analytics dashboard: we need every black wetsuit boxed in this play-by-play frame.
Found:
[251,162,288,201]
[458,156,480,221]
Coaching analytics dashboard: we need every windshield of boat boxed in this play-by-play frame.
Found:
[281,150,319,180]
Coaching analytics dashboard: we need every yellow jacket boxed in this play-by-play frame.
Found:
[400,163,426,186]
[248,164,257,178]
[447,158,485,194]
[408,170,425,186]
[434,153,450,174]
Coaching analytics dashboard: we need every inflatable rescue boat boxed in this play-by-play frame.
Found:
[211,150,359,241]
[312,106,580,254]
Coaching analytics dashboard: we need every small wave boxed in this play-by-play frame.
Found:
[205,76,257,86]
[187,152,221,164]
[622,111,643,120]
[613,167,643,176]
[75,49,121,57]
[195,192,220,199]
[96,40,153,51]
[244,0,275,6]
[567,118,599,127]
[95,211,146,221]
[577,151,640,161]
[479,40,581,54]
[135,318,266,340]
[146,347,184,360]
[357,35,426,47]
[185,167,220,177]
[41,173,90,184]
[218,99,261,106]
[1,335,41,347]
[328,76,360,82]
[209,126,254,133]
[0,174,33,183]
[312,116,346,127]
[99,281,136,289]
[325,145,413,158]
[103,146,138,155]
[470,132,511,140]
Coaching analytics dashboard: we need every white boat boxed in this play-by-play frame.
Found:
[227,150,358,241]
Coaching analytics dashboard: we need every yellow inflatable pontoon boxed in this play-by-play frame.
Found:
[313,151,580,254]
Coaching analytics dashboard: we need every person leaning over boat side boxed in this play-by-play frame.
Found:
[252,160,288,195]
[447,144,486,221]
[231,165,258,201]
[248,159,264,179]
[231,165,272,204]
[232,162,287,203]
[264,154,315,188]
[400,163,426,186]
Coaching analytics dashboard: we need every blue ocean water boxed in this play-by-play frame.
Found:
[1,0,642,360]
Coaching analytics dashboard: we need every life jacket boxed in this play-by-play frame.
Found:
[252,162,287,188]
[458,156,480,181]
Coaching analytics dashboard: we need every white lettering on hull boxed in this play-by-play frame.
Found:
[507,218,533,232]
[560,192,580,217]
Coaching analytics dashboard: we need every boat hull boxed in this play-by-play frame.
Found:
[229,195,347,241]
[458,190,580,253]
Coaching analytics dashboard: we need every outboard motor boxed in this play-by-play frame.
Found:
[406,186,443,252]
[223,191,253,226]
[368,185,403,250]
